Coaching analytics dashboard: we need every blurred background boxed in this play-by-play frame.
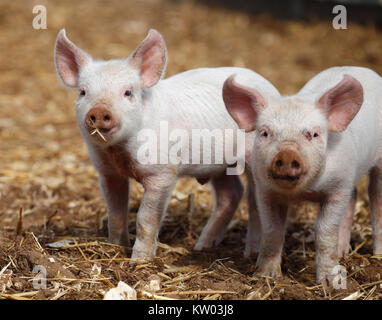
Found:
[0,0,381,300]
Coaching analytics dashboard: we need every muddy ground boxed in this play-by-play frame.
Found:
[0,0,381,300]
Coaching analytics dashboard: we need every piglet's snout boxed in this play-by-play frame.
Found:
[271,149,304,182]
[85,104,116,133]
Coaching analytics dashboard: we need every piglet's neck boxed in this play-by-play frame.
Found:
[104,143,146,182]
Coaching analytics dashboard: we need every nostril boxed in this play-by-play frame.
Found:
[291,160,300,169]
[276,160,283,168]
[90,115,96,122]
[104,115,111,122]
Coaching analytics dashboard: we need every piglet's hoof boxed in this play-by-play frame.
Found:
[193,234,223,251]
[316,264,346,290]
[129,246,154,265]
[108,234,130,247]
[255,260,282,278]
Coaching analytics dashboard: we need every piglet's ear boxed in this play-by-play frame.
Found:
[54,29,91,88]
[317,75,363,132]
[223,75,266,132]
[129,29,168,88]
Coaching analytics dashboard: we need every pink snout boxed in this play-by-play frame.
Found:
[85,104,118,135]
[270,149,304,186]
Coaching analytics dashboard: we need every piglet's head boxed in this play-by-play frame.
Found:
[223,74,363,194]
[54,29,167,147]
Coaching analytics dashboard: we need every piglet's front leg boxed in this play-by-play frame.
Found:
[131,174,177,262]
[315,192,351,287]
[255,190,288,278]
[99,174,130,246]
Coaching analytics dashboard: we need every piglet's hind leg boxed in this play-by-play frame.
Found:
[194,174,243,251]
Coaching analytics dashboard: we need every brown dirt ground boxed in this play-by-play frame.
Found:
[0,0,381,300]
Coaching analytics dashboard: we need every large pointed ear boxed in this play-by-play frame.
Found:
[222,75,266,132]
[316,75,363,132]
[54,29,91,88]
[129,29,168,88]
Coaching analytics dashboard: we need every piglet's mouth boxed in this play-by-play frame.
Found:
[271,173,300,182]
[88,126,118,143]
[90,127,108,142]
[268,172,305,190]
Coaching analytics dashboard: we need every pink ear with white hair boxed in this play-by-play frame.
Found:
[317,75,363,132]
[129,29,168,88]
[54,29,90,88]
[222,75,267,132]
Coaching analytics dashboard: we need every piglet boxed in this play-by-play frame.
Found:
[223,66,382,285]
[54,29,280,261]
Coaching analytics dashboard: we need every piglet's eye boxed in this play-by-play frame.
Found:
[313,133,319,138]
[79,89,86,96]
[124,90,132,97]
[304,131,312,141]
[260,131,268,137]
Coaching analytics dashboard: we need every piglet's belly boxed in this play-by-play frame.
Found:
[178,164,228,178]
